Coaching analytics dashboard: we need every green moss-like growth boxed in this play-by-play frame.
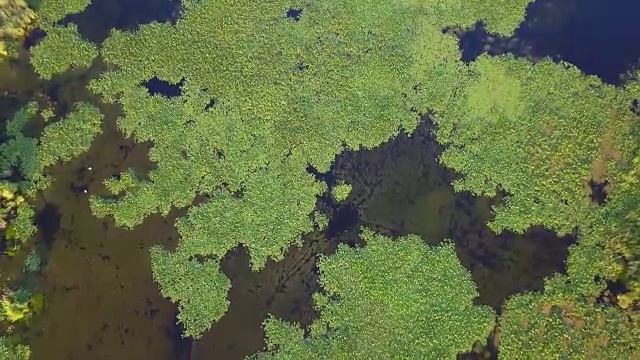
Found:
[88,0,531,338]
[29,23,98,80]
[252,230,496,359]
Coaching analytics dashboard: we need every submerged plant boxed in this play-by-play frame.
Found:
[22,250,41,273]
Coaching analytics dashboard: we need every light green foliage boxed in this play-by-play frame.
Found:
[0,336,30,360]
[87,0,531,338]
[39,108,54,122]
[253,230,496,359]
[435,54,638,235]
[331,183,351,202]
[36,102,103,167]
[36,0,90,25]
[498,288,639,359]
[29,24,98,80]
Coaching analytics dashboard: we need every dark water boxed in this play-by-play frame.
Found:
[457,0,640,85]
[0,0,639,359]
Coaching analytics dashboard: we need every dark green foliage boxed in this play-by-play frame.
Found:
[0,103,42,189]
[252,230,496,359]
[12,288,31,304]
[0,101,103,246]
[88,0,532,337]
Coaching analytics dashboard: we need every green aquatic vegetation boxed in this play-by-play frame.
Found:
[0,336,30,360]
[0,182,35,254]
[35,0,90,25]
[1,101,103,190]
[36,101,103,167]
[252,230,496,359]
[331,183,352,202]
[0,101,102,251]
[435,54,638,236]
[498,285,639,359]
[87,0,531,337]
[29,23,98,80]
[0,103,44,192]
[602,150,640,309]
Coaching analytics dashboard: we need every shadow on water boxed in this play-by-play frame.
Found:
[58,0,182,44]
[453,0,640,85]
[331,119,576,311]
[34,203,61,249]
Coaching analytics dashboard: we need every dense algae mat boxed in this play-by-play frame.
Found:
[6,0,640,358]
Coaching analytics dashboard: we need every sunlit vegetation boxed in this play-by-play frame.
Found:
[253,230,495,359]
[331,183,352,202]
[603,147,640,314]
[29,23,98,80]
[434,54,640,356]
[86,0,531,338]
[35,0,89,26]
